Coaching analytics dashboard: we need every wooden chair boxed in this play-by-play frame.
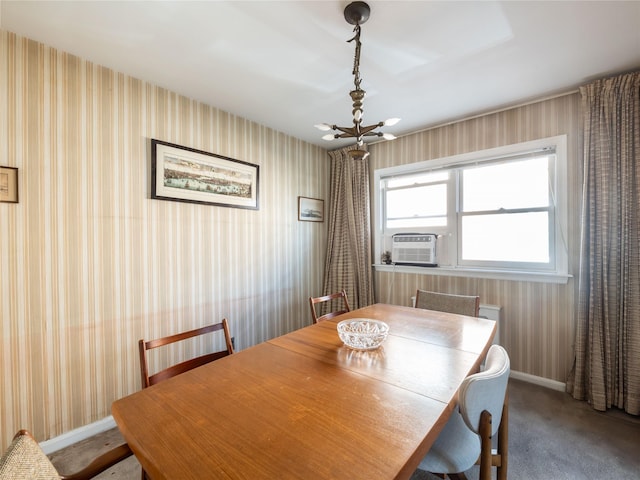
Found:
[0,429,132,480]
[309,289,351,323]
[138,318,234,389]
[418,345,510,480]
[415,289,480,317]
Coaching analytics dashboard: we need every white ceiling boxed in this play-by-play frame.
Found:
[2,1,639,148]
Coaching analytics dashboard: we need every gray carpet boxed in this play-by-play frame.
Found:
[49,379,640,479]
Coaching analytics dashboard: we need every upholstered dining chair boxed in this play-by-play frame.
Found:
[418,344,510,480]
[309,289,351,323]
[0,429,132,480]
[415,289,480,317]
[138,318,234,389]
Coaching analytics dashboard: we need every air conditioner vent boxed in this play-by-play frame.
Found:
[391,234,437,266]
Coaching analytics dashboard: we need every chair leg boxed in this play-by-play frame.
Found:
[478,410,493,480]
[496,394,509,480]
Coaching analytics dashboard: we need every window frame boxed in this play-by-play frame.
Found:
[373,135,570,284]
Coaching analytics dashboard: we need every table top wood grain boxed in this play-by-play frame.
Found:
[112,304,496,480]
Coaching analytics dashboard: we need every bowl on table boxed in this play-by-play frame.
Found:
[337,319,389,350]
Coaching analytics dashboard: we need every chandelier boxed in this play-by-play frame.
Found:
[315,1,400,160]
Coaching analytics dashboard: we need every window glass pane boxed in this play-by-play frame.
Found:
[461,212,549,263]
[386,184,447,220]
[463,157,550,212]
[387,171,448,188]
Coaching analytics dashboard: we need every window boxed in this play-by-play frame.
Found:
[386,171,448,228]
[374,136,568,282]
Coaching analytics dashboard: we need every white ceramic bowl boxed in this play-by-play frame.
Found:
[337,319,389,350]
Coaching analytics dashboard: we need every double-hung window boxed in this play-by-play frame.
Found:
[374,136,569,282]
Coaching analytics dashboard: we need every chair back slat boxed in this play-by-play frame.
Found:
[148,350,232,386]
[309,289,351,323]
[139,319,234,389]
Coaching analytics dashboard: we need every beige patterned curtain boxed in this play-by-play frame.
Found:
[322,146,375,310]
[567,71,640,415]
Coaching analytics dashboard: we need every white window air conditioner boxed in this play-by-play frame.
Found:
[391,233,437,266]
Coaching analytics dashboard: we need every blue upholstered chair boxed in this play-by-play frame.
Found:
[419,344,510,480]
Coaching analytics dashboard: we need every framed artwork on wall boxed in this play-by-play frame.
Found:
[151,139,259,210]
[298,196,324,222]
[0,166,18,203]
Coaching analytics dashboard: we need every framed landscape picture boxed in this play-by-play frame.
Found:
[0,166,18,203]
[298,196,324,222]
[151,139,259,210]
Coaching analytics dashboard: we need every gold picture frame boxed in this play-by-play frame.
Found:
[0,166,18,203]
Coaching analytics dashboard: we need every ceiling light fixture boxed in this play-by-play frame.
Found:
[315,1,400,160]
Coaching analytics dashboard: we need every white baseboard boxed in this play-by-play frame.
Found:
[39,416,116,455]
[510,370,566,392]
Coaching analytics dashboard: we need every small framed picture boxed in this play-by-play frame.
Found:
[0,166,18,203]
[298,196,324,222]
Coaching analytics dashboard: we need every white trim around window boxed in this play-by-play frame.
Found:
[373,135,571,284]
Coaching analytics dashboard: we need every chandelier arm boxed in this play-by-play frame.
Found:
[357,122,384,135]
[335,132,361,139]
[333,126,358,135]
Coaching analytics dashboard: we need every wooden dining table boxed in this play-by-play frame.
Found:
[112,303,496,480]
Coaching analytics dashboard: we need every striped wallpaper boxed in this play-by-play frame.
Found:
[1,29,585,451]
[369,93,583,385]
[0,31,328,450]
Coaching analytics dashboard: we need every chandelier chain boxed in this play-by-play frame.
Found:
[348,25,363,91]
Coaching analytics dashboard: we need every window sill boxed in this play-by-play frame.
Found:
[373,264,572,284]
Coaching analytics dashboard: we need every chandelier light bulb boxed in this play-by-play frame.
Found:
[314,123,332,131]
[384,118,401,126]
[382,133,397,140]
[322,134,336,141]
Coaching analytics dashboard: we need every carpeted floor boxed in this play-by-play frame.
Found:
[49,379,640,479]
